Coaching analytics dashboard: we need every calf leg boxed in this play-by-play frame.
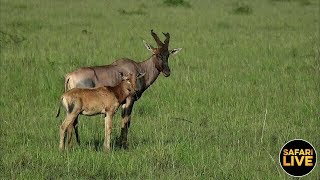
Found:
[59,114,77,151]
[74,117,80,145]
[104,112,113,151]
[66,116,80,148]
[67,125,73,148]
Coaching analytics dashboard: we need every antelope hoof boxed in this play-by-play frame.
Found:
[122,141,129,149]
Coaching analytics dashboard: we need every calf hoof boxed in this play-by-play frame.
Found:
[104,147,111,152]
[59,146,64,152]
[103,143,111,152]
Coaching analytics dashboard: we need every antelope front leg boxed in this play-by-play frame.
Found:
[120,97,134,149]
[120,115,131,149]
[104,112,113,152]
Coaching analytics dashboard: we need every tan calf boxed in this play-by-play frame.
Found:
[57,73,144,151]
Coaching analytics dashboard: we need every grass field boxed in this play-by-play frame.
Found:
[1,0,319,179]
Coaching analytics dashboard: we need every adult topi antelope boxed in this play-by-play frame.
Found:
[57,73,144,151]
[63,30,182,148]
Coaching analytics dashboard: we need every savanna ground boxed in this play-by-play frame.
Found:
[0,0,319,179]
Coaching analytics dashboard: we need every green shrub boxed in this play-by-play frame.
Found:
[163,0,191,7]
[233,4,253,15]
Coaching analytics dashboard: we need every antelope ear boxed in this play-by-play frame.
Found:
[143,40,154,53]
[137,72,146,79]
[170,48,182,55]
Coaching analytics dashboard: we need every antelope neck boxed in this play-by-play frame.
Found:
[109,84,129,104]
[138,55,160,88]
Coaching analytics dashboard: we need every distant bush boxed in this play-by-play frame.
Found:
[216,22,232,29]
[299,0,312,5]
[118,9,146,15]
[291,47,298,58]
[0,30,26,47]
[270,0,312,5]
[233,4,253,15]
[270,0,292,1]
[163,0,191,7]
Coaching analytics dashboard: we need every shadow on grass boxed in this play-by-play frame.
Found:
[83,136,132,151]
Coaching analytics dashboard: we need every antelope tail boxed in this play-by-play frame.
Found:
[58,75,68,118]
[64,75,70,92]
[56,96,64,118]
[56,102,61,118]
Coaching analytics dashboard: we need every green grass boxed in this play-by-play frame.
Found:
[1,0,319,179]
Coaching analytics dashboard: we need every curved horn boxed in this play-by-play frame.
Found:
[162,32,170,46]
[151,29,164,47]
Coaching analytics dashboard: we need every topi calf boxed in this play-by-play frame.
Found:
[56,72,144,151]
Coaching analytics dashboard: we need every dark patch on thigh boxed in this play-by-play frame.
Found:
[77,79,95,88]
[68,102,75,114]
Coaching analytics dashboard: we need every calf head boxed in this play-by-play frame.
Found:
[143,30,182,77]
[120,72,145,95]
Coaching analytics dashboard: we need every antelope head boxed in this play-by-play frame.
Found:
[143,30,182,77]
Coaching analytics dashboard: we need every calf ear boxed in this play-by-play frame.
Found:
[119,72,124,77]
[170,48,182,55]
[143,40,154,53]
[122,75,129,81]
[119,72,128,80]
